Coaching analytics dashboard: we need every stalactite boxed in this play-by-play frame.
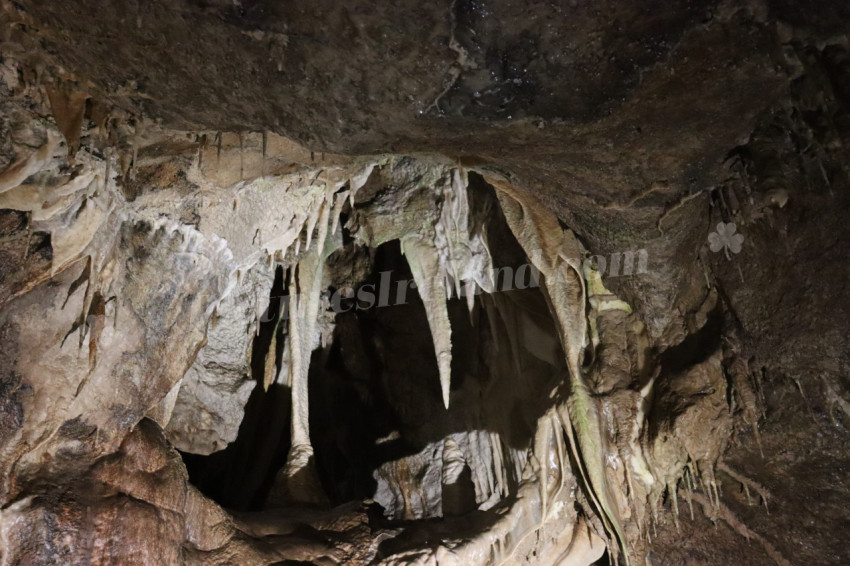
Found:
[401,235,454,409]
[480,430,496,500]
[435,167,495,296]
[685,467,695,520]
[467,429,486,504]
[348,163,375,203]
[491,431,506,498]
[272,196,334,505]
[670,480,680,530]
[0,131,60,194]
[331,189,349,235]
[484,172,630,565]
[263,330,278,391]
[303,193,323,251]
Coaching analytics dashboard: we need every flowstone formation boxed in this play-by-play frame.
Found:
[1,1,850,565]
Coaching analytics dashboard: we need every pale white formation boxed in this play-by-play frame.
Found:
[401,235,454,409]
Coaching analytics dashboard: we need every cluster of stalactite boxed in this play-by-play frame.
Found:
[1,38,816,564]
